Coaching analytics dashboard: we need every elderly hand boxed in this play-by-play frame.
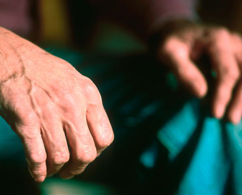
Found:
[0,27,114,182]
[154,20,242,124]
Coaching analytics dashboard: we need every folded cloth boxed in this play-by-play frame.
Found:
[72,52,241,195]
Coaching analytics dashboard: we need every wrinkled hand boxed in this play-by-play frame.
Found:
[0,28,114,182]
[156,20,242,124]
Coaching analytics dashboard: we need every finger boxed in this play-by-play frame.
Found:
[159,37,207,97]
[40,117,69,177]
[17,125,47,182]
[86,105,114,155]
[227,81,242,124]
[79,77,113,154]
[31,87,70,176]
[207,31,240,118]
[227,34,242,124]
[59,115,97,179]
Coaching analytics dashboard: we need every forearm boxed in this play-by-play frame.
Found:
[0,28,24,83]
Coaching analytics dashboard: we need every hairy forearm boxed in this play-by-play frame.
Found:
[0,27,53,86]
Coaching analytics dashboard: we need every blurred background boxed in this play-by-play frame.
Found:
[38,0,242,54]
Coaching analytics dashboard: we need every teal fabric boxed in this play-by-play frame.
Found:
[51,48,242,194]
[146,100,238,194]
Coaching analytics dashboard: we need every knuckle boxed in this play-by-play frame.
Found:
[63,94,76,108]
[18,126,40,140]
[81,77,102,104]
[97,130,114,149]
[161,37,177,54]
[29,153,46,166]
[18,113,39,129]
[161,37,189,61]
[232,32,242,40]
[24,111,38,122]
[209,28,230,45]
[214,28,230,37]
[220,66,240,81]
[77,148,97,164]
[83,78,99,97]
[45,101,55,110]
[52,152,70,165]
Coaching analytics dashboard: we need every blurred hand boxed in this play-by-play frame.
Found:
[0,27,114,182]
[156,21,242,124]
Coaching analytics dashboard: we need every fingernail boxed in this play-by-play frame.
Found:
[35,176,45,183]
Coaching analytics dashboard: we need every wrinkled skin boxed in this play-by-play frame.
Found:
[0,27,114,182]
[158,23,242,124]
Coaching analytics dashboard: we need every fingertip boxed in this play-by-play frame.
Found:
[175,62,207,98]
[195,81,208,98]
[29,167,46,183]
[27,160,47,183]
[231,119,241,125]
[35,176,46,183]
[185,76,207,98]
[228,111,241,125]
[213,105,225,119]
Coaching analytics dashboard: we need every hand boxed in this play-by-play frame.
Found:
[154,20,242,124]
[0,27,114,182]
